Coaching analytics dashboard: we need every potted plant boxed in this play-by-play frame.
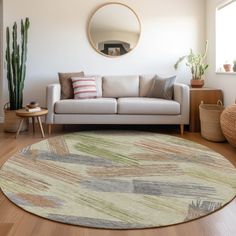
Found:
[3,18,30,132]
[223,62,232,72]
[174,41,209,88]
[233,60,236,72]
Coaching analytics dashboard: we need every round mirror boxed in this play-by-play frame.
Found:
[88,3,141,57]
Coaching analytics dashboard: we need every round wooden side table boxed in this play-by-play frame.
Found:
[15,108,48,138]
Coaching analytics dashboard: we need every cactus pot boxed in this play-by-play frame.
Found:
[3,108,28,133]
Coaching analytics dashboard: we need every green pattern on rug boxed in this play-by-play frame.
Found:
[0,131,236,229]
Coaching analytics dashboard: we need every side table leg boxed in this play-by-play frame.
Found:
[32,117,35,133]
[15,119,24,138]
[37,116,45,138]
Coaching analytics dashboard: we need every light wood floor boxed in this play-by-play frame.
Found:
[0,124,236,236]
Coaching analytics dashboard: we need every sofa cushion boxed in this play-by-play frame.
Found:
[55,98,117,114]
[148,75,176,100]
[102,75,139,98]
[72,77,97,99]
[139,74,156,97]
[118,97,180,115]
[86,75,102,97]
[58,71,84,99]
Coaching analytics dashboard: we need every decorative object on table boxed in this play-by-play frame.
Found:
[25,107,41,112]
[27,101,39,108]
[199,100,226,142]
[223,63,232,72]
[3,18,30,132]
[233,60,236,72]
[220,103,236,147]
[25,101,41,112]
[174,41,209,88]
[1,131,236,229]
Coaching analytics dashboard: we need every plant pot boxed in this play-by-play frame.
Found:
[223,64,232,72]
[190,79,204,88]
[3,108,28,133]
[233,64,236,72]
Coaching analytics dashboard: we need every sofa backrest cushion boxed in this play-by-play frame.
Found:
[139,74,156,97]
[102,76,139,98]
[58,71,84,99]
[95,76,103,97]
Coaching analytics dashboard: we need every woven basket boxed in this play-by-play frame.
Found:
[220,104,236,147]
[3,104,28,133]
[199,100,226,142]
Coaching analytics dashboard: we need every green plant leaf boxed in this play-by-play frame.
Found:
[174,41,209,80]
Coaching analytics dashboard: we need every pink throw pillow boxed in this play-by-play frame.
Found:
[72,77,97,99]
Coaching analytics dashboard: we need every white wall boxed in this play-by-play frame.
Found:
[206,0,236,106]
[0,0,206,120]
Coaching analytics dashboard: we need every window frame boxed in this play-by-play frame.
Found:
[215,0,236,74]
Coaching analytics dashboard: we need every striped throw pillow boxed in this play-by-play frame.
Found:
[71,77,97,99]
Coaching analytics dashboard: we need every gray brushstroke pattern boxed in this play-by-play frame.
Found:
[81,179,134,193]
[80,179,217,198]
[133,180,216,198]
[22,150,121,167]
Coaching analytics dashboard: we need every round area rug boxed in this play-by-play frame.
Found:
[0,131,236,229]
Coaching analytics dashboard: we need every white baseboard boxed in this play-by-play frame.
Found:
[0,116,3,123]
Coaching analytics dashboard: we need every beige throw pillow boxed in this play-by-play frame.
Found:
[148,75,176,100]
[58,71,84,99]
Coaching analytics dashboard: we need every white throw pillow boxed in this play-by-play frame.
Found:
[71,77,97,99]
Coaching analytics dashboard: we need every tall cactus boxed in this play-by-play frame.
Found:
[5,18,30,110]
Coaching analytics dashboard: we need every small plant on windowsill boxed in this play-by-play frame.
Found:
[174,41,209,88]
[223,61,232,72]
[233,60,236,72]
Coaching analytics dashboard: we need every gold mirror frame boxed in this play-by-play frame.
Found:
[88,2,141,58]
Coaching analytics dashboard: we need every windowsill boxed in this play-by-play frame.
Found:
[216,71,236,75]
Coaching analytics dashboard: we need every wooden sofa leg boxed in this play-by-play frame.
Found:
[48,124,52,135]
[180,124,184,135]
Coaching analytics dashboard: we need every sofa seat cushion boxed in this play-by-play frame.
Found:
[55,98,117,114]
[118,97,180,115]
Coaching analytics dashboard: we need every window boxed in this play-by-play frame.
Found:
[216,0,236,72]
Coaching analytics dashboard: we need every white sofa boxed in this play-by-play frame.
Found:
[46,75,189,134]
